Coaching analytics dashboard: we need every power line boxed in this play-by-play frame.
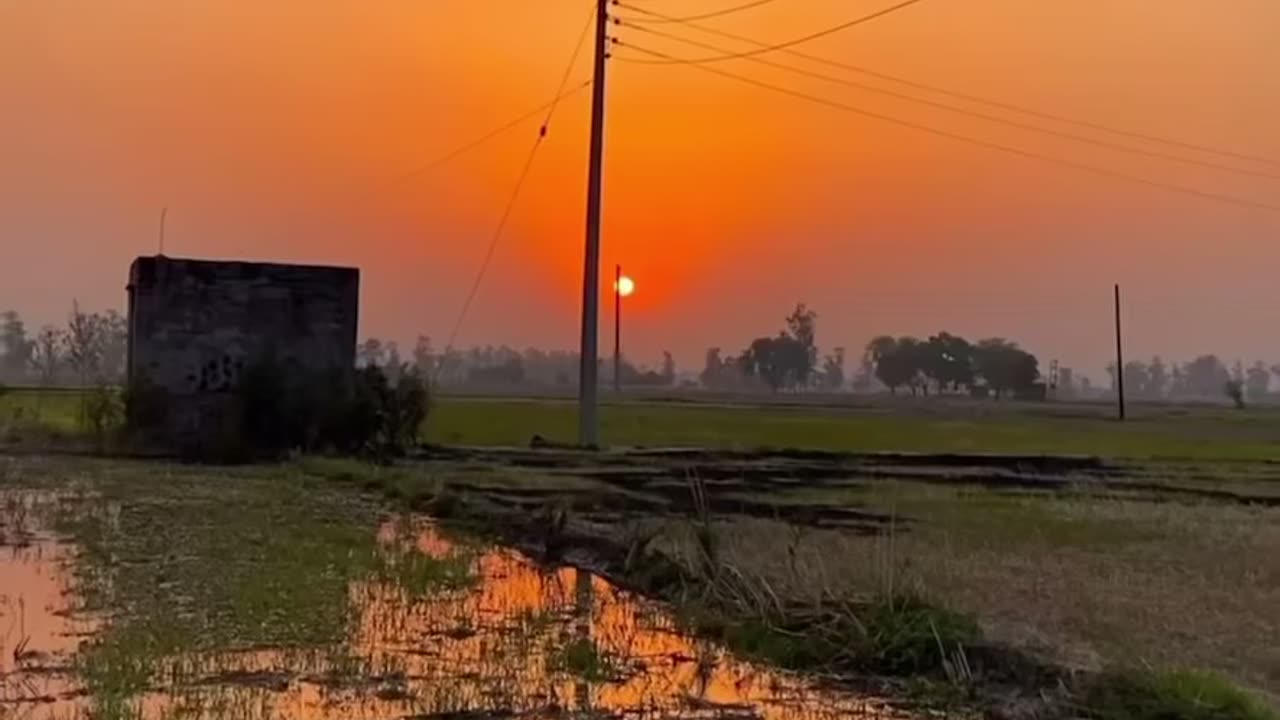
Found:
[392,81,591,187]
[436,9,597,377]
[613,0,929,65]
[616,21,1280,182]
[614,42,1280,213]
[437,140,544,376]
[543,7,599,130]
[619,0,782,24]
[615,1,1280,170]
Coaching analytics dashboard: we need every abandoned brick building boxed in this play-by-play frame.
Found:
[126,256,359,443]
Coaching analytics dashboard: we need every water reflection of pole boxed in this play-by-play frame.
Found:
[573,568,594,710]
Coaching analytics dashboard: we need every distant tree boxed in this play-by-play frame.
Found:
[852,347,875,393]
[1225,379,1246,409]
[784,303,818,388]
[1123,361,1151,398]
[821,347,846,390]
[357,338,386,368]
[660,351,676,384]
[412,335,435,375]
[898,337,930,396]
[1170,363,1189,397]
[466,353,524,385]
[741,336,785,392]
[1057,367,1076,398]
[435,348,465,385]
[1,310,33,380]
[101,310,128,382]
[1147,356,1169,399]
[866,336,919,396]
[973,338,1038,398]
[924,332,974,393]
[64,301,108,384]
[1182,355,1230,398]
[1245,361,1270,400]
[701,348,725,389]
[385,341,403,380]
[31,326,63,385]
[741,334,807,392]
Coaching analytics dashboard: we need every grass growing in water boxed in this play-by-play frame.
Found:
[19,459,472,718]
[550,638,619,683]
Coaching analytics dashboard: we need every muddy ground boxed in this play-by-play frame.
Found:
[411,445,1280,531]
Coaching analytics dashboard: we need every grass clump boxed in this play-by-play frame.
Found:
[550,638,619,683]
[855,594,981,676]
[691,592,980,679]
[374,544,476,598]
[1077,669,1277,720]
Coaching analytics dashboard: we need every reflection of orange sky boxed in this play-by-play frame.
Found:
[4,1,1279,370]
[16,521,910,719]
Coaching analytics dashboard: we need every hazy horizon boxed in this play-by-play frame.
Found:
[4,1,1278,378]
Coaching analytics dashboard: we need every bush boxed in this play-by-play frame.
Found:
[854,594,982,676]
[231,360,428,461]
[1079,669,1276,720]
[1225,380,1246,409]
[123,373,171,434]
[82,384,123,447]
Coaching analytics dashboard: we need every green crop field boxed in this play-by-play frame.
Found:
[4,386,1280,460]
[424,395,1280,461]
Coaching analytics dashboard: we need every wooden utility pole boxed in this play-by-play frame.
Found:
[577,0,609,448]
[1114,284,1126,421]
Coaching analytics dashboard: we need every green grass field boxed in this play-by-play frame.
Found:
[4,386,1279,460]
[424,396,1280,460]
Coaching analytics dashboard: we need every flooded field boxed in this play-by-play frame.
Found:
[0,488,914,720]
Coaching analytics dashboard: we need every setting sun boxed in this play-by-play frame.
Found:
[615,275,635,298]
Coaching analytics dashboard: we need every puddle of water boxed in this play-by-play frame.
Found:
[1,501,919,720]
[0,493,95,716]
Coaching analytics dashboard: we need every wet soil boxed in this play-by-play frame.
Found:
[412,445,1280,532]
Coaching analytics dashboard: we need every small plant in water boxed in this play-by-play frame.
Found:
[376,545,476,599]
[551,638,618,683]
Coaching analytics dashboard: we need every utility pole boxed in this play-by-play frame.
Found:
[158,207,168,256]
[614,264,622,395]
[577,0,609,448]
[1114,283,1126,421]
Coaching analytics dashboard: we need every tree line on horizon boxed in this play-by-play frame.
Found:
[0,306,128,387]
[355,336,678,389]
[698,305,1043,399]
[3,304,1277,405]
[1104,355,1280,404]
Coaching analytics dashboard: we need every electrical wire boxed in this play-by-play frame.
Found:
[615,1,1280,169]
[618,0,782,24]
[613,0,928,64]
[616,21,1280,182]
[392,80,591,187]
[614,42,1280,213]
[435,8,597,379]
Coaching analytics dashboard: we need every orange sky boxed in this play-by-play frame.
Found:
[3,0,1279,376]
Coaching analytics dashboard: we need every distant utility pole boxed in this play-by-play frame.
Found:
[577,0,610,448]
[614,264,622,396]
[158,206,168,255]
[1114,283,1126,421]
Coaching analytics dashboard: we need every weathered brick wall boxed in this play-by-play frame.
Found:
[127,256,359,441]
